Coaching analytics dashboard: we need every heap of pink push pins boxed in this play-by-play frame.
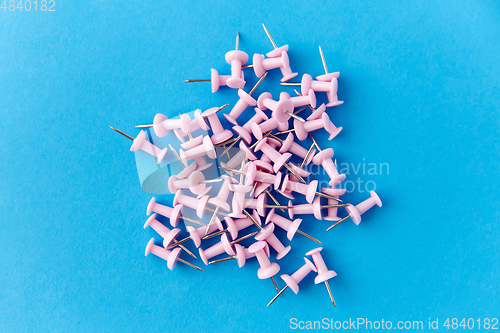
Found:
[112,24,383,308]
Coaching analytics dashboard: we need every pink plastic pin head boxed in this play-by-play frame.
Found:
[248,241,280,279]
[199,233,236,265]
[255,222,291,259]
[173,190,209,219]
[288,197,322,220]
[281,175,318,203]
[130,130,168,164]
[224,89,258,125]
[146,197,183,227]
[167,170,207,195]
[293,113,342,141]
[281,258,317,294]
[211,68,245,93]
[233,243,270,268]
[254,137,292,173]
[186,217,224,248]
[279,133,316,165]
[312,148,346,186]
[179,135,216,165]
[225,210,261,240]
[253,51,289,78]
[153,113,192,137]
[266,209,302,241]
[145,238,182,270]
[144,213,181,249]
[225,49,248,89]
[345,191,382,225]
[202,107,233,144]
[257,92,294,124]
[306,247,337,284]
[322,187,347,221]
[232,108,269,144]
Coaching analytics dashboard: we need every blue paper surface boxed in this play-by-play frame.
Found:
[1,1,499,332]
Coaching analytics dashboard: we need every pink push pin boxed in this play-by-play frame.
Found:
[307,247,337,307]
[252,51,289,78]
[225,32,248,89]
[306,103,327,121]
[168,170,207,196]
[119,129,168,164]
[175,162,197,180]
[326,191,382,231]
[281,74,343,108]
[261,24,298,81]
[233,243,269,267]
[174,109,212,143]
[143,214,196,259]
[199,233,236,265]
[322,187,346,221]
[312,148,346,186]
[254,182,272,197]
[248,240,281,280]
[153,113,192,137]
[281,175,318,203]
[173,190,209,219]
[179,135,217,165]
[255,222,291,259]
[182,68,245,92]
[250,116,282,140]
[244,162,282,189]
[225,211,262,240]
[232,108,269,144]
[279,133,316,165]
[239,141,258,161]
[294,113,342,141]
[257,92,295,124]
[255,137,292,173]
[288,197,322,220]
[224,73,267,125]
[202,107,233,145]
[287,89,317,108]
[230,184,252,218]
[184,217,224,248]
[208,175,237,212]
[145,238,203,271]
[147,197,183,227]
[266,209,321,244]
[267,257,318,307]
[243,192,267,216]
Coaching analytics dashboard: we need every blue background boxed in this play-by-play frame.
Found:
[1,0,499,332]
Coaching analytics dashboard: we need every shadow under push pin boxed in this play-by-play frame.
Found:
[223,72,267,126]
[145,238,203,271]
[261,23,297,81]
[267,257,318,307]
[248,240,281,292]
[307,247,337,307]
[225,32,248,89]
[326,191,382,231]
[144,214,197,259]
[182,68,245,93]
[255,222,292,259]
[111,127,168,164]
[266,209,322,244]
